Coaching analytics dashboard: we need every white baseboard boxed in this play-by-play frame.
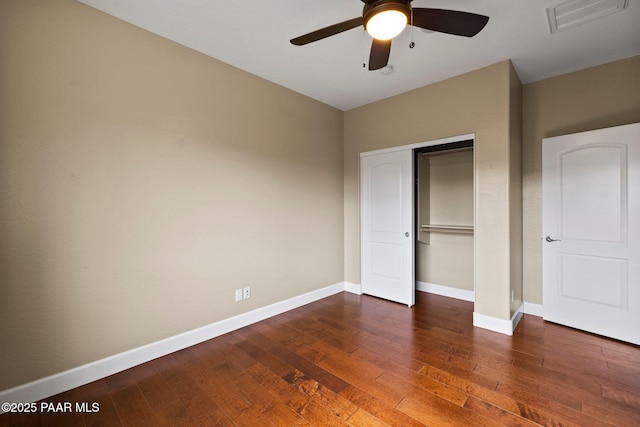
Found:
[523,302,543,317]
[0,282,347,409]
[512,304,524,331]
[416,281,475,302]
[343,281,362,295]
[473,303,523,336]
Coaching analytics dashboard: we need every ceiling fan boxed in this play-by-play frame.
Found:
[290,0,489,71]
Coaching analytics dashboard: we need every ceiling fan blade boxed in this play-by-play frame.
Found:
[411,8,489,37]
[369,39,391,71]
[290,17,363,46]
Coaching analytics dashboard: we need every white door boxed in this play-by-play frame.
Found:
[361,149,414,306]
[543,122,640,344]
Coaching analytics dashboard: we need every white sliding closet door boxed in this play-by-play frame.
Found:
[361,149,414,306]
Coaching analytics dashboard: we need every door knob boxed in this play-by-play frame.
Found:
[545,236,561,242]
[405,232,410,237]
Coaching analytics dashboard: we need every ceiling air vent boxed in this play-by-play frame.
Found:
[547,0,629,33]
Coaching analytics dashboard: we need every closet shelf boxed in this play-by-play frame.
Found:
[420,224,474,234]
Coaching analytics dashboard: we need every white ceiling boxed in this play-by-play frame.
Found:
[76,0,640,111]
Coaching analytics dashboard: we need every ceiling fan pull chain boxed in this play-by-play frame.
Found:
[410,6,415,48]
[362,28,367,68]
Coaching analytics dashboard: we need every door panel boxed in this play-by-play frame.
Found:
[361,149,414,306]
[559,254,627,308]
[543,122,639,344]
[371,243,403,279]
[371,163,403,233]
[560,145,627,243]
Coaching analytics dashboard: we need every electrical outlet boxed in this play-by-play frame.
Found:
[511,290,515,303]
[243,287,251,299]
[235,289,243,302]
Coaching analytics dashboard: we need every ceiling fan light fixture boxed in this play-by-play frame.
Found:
[366,10,407,40]
[364,1,411,41]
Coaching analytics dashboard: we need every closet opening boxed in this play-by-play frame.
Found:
[414,139,475,300]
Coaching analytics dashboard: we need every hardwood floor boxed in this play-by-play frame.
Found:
[2,292,639,426]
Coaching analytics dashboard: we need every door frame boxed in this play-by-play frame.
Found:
[360,133,476,305]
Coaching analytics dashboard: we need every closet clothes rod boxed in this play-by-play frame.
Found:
[420,224,474,234]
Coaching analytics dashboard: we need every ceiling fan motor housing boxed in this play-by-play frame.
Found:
[363,0,412,28]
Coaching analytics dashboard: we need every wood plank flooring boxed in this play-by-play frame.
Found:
[2,292,639,426]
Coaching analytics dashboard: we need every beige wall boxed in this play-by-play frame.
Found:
[417,150,474,291]
[0,0,344,391]
[509,63,523,315]
[522,56,640,304]
[344,60,520,321]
